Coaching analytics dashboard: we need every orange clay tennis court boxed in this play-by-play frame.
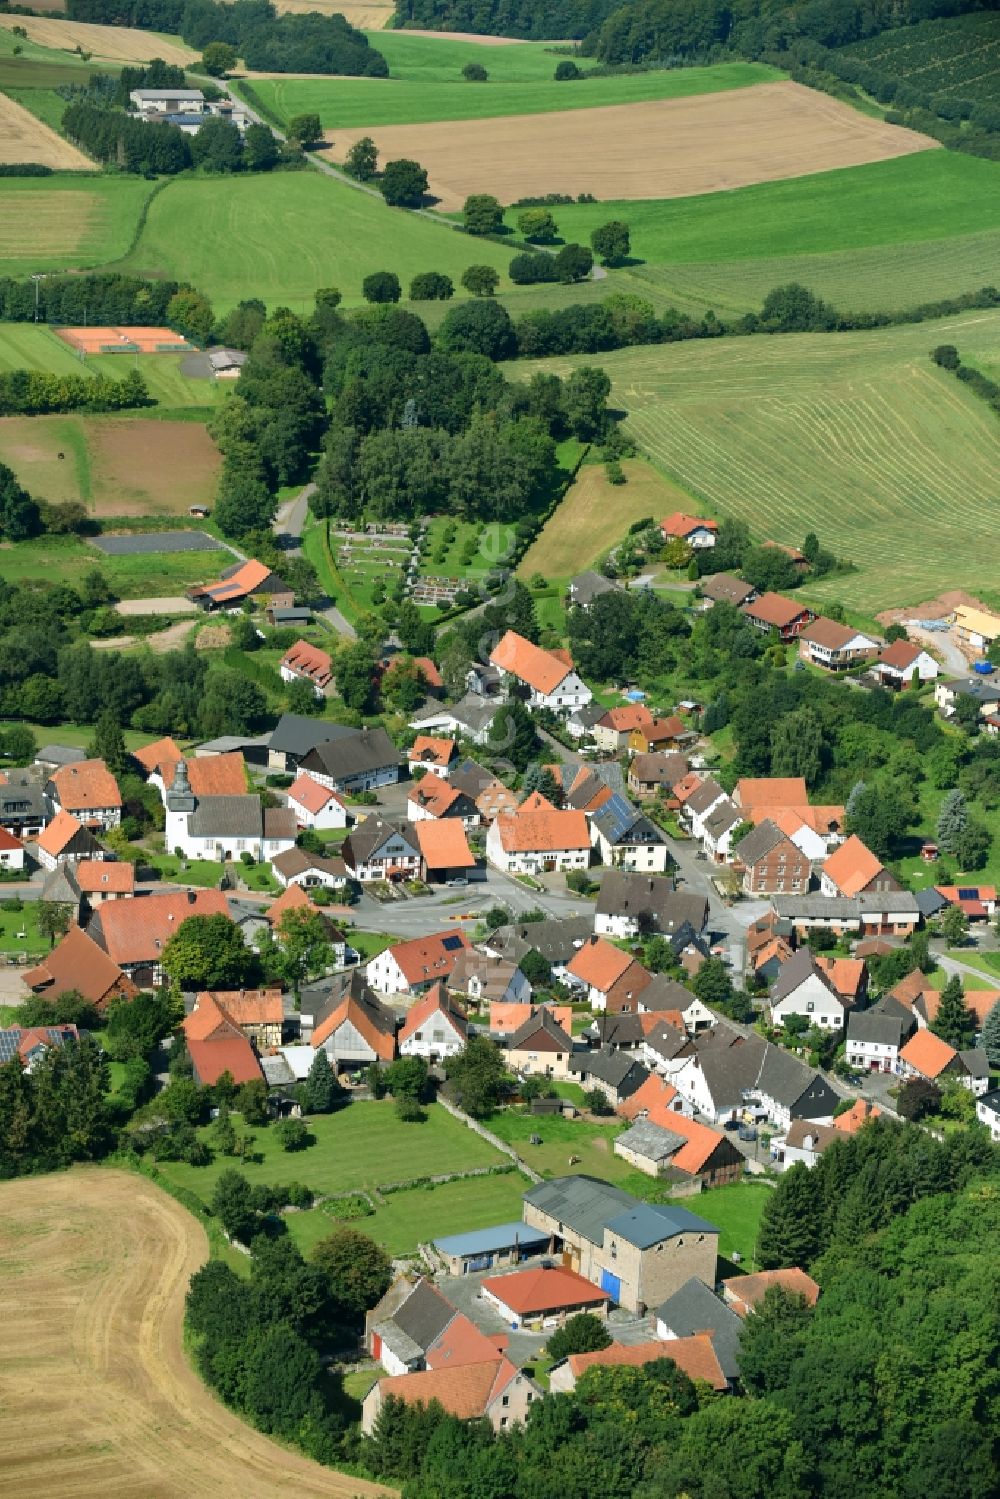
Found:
[55,325,194,354]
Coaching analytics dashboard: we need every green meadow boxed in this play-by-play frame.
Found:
[0,176,157,277]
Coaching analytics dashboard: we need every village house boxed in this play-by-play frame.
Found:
[88,888,232,987]
[410,694,501,748]
[448,950,531,1007]
[279,639,334,698]
[549,1336,727,1395]
[341,818,422,883]
[367,929,472,996]
[627,751,689,800]
[363,1358,535,1436]
[628,715,690,756]
[741,593,816,641]
[0,1023,80,1074]
[486,793,591,875]
[74,859,135,905]
[569,1047,650,1106]
[566,935,647,1011]
[432,1224,550,1277]
[614,1110,743,1188]
[271,846,350,894]
[797,617,880,671]
[595,872,706,942]
[522,1175,720,1314]
[561,765,615,815]
[299,727,401,794]
[398,981,468,1061]
[934,668,1000,721]
[0,772,49,838]
[489,630,592,716]
[566,702,606,741]
[481,1266,610,1328]
[722,1268,820,1316]
[265,883,348,967]
[491,1000,572,1040]
[674,1027,839,1128]
[638,976,715,1033]
[412,657,444,696]
[733,820,811,896]
[148,749,248,804]
[36,810,102,871]
[699,573,757,608]
[183,993,267,1087]
[267,714,354,774]
[188,557,292,613]
[24,925,136,1012]
[413,819,477,884]
[846,1008,911,1074]
[769,949,846,1030]
[679,779,728,841]
[46,759,121,831]
[591,704,655,754]
[820,835,898,898]
[815,954,867,1007]
[871,638,939,688]
[832,1097,881,1134]
[569,570,624,611]
[308,971,397,1070]
[954,604,1000,655]
[195,988,284,1050]
[770,1117,842,1170]
[700,797,744,863]
[0,826,25,873]
[655,1276,744,1386]
[897,1029,989,1095]
[483,915,594,984]
[660,512,717,549]
[770,891,920,938]
[975,1089,1000,1141]
[742,804,845,861]
[407,774,480,828]
[407,735,458,778]
[448,760,518,823]
[285,773,348,830]
[935,884,997,921]
[506,1007,575,1079]
[640,1022,695,1083]
[590,793,671,873]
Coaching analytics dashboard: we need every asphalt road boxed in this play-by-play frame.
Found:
[272,482,357,640]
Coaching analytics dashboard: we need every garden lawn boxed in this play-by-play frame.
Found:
[156,1100,506,1207]
[287,1170,528,1257]
[487,1108,637,1186]
[0,718,162,753]
[683,1181,771,1271]
[516,309,1000,612]
[117,172,515,312]
[347,930,394,960]
[0,899,47,957]
[247,60,780,130]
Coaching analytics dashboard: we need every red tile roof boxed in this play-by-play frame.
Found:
[742,593,809,629]
[408,775,463,818]
[134,736,182,775]
[832,1099,881,1134]
[426,1311,507,1369]
[494,793,590,854]
[95,890,231,965]
[598,705,653,733]
[74,860,135,895]
[723,1268,820,1315]
[878,638,924,670]
[408,735,456,769]
[159,752,246,798]
[815,955,866,1000]
[735,778,808,807]
[281,639,333,690]
[24,925,135,1010]
[413,656,443,689]
[490,630,575,696]
[386,929,472,986]
[187,1033,263,1086]
[568,1336,726,1390]
[287,772,344,816]
[822,835,884,896]
[198,988,284,1030]
[414,819,475,870]
[660,512,718,539]
[899,1027,958,1080]
[566,935,634,993]
[36,810,84,858]
[50,759,121,813]
[0,826,23,853]
[375,1357,519,1420]
[198,558,273,604]
[398,981,467,1046]
[482,1266,608,1316]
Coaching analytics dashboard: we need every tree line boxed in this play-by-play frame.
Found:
[67,0,388,76]
[0,366,148,417]
[0,272,182,326]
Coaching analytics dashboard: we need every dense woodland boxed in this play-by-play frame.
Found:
[67,0,388,75]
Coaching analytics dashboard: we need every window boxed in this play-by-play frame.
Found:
[610,1241,617,1260]
[502,1395,509,1407]
[806,1001,814,1013]
[500,1417,508,1427]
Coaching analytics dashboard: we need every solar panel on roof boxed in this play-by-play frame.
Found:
[442,935,464,951]
[958,887,978,900]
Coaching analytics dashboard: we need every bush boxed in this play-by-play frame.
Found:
[363,271,401,304]
[409,271,454,301]
[462,61,488,80]
[555,60,582,80]
[275,1118,310,1152]
[547,1312,611,1359]
[461,264,500,298]
[509,251,558,285]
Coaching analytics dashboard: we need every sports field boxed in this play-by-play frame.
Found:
[518,309,1000,611]
[251,57,779,129]
[0,324,223,410]
[0,1169,392,1498]
[0,87,90,167]
[0,176,156,275]
[118,171,513,309]
[326,80,935,211]
[0,412,220,517]
[518,458,694,584]
[0,13,197,64]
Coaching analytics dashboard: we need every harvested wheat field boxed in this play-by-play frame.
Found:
[0,91,91,168]
[270,0,393,18]
[0,1170,393,1499]
[329,80,938,210]
[0,13,197,63]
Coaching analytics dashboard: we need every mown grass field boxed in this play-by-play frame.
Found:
[0,532,221,594]
[155,1101,505,1206]
[287,1170,528,1257]
[517,308,1000,611]
[248,59,780,130]
[118,171,514,311]
[518,457,694,585]
[0,176,156,276]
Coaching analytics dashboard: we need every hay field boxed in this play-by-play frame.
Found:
[0,1170,392,1499]
[0,14,196,64]
[327,79,937,210]
[272,0,392,17]
[0,89,90,167]
[0,177,154,274]
[516,310,1000,611]
[0,413,221,515]
[519,458,695,582]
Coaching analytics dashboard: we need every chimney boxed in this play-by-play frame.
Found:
[187,890,196,904]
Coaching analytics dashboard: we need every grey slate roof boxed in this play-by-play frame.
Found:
[188,794,262,838]
[342,817,419,868]
[655,1276,744,1380]
[196,734,271,755]
[734,819,788,866]
[596,871,675,923]
[638,975,701,1014]
[41,865,81,905]
[0,774,49,822]
[523,1174,717,1249]
[569,1046,648,1095]
[570,570,623,607]
[302,727,399,784]
[487,916,594,966]
[392,1279,456,1353]
[448,760,496,798]
[629,752,688,788]
[915,887,949,919]
[769,949,836,1004]
[268,714,355,760]
[703,799,742,841]
[692,1028,836,1115]
[616,1118,686,1161]
[508,1008,572,1050]
[263,807,297,841]
[591,795,666,849]
[684,779,724,817]
[272,846,347,881]
[35,745,85,768]
[701,573,756,606]
[644,1020,691,1062]
[591,1012,645,1048]
[771,892,920,919]
[847,1011,904,1047]
[568,704,605,731]
[443,694,501,737]
[978,1087,1000,1116]
[959,1048,989,1079]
